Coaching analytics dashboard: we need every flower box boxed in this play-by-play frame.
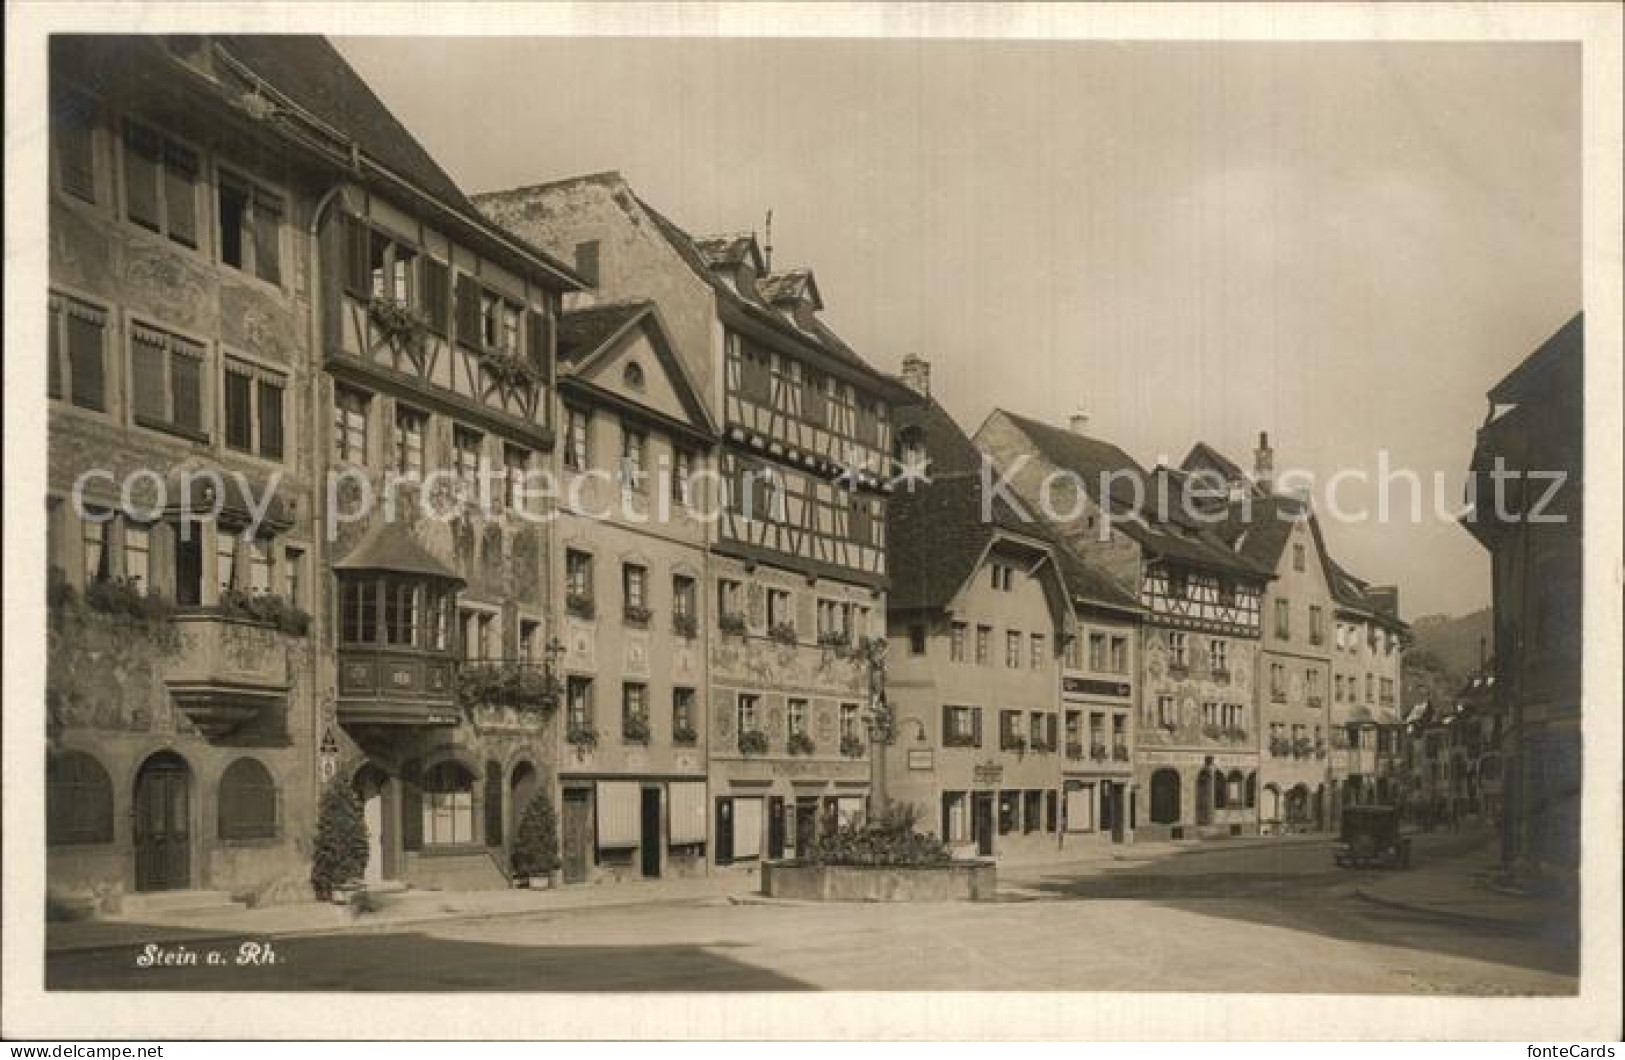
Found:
[565,592,595,619]
[1001,736,1027,753]
[738,729,769,755]
[671,612,699,640]
[768,622,799,646]
[787,732,816,756]
[622,714,651,745]
[672,725,698,746]
[1112,745,1131,762]
[623,605,654,627]
[944,732,978,749]
[718,612,748,636]
[566,725,599,750]
[839,734,865,758]
[1065,742,1084,760]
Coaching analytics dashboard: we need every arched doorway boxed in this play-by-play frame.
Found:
[134,752,191,892]
[1262,783,1281,822]
[1285,784,1311,824]
[352,763,390,885]
[1150,768,1181,824]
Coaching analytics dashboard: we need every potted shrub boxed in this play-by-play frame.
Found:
[565,592,595,619]
[311,778,369,904]
[839,733,865,758]
[738,729,769,755]
[672,612,699,639]
[623,604,654,627]
[718,611,748,637]
[768,622,798,646]
[817,629,851,651]
[511,792,561,888]
[622,713,651,745]
[787,731,816,756]
[672,723,699,746]
[566,725,599,751]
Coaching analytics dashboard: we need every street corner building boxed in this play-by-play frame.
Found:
[1461,313,1582,881]
[475,171,917,869]
[43,34,584,913]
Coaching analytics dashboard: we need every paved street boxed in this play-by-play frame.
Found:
[46,832,1577,995]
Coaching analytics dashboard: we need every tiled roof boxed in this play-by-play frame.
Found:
[1052,543,1143,613]
[1181,441,1246,483]
[213,36,581,285]
[1213,493,1310,570]
[892,395,985,478]
[888,473,1041,613]
[999,411,1271,579]
[556,301,652,367]
[334,523,464,583]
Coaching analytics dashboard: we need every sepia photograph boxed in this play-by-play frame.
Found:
[3,0,1620,1045]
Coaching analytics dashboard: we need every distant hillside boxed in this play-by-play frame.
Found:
[1409,608,1493,679]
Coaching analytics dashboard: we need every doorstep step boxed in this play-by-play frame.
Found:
[115,890,246,919]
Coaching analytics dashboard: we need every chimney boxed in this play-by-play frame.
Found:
[900,354,931,399]
[1068,409,1091,435]
[1253,431,1274,491]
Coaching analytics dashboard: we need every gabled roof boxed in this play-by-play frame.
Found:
[335,523,463,584]
[1181,441,1247,484]
[1052,542,1144,614]
[888,473,1065,620]
[1488,312,1582,405]
[632,194,915,402]
[556,300,718,436]
[997,411,1271,580]
[1212,493,1312,571]
[893,395,986,478]
[211,36,584,289]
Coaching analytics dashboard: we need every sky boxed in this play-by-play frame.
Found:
[335,37,1580,621]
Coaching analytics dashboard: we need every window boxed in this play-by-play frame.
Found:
[216,532,239,596]
[504,444,530,512]
[47,294,108,411]
[767,589,792,630]
[622,564,648,616]
[173,520,203,606]
[394,405,427,479]
[223,360,285,459]
[1366,674,1374,703]
[619,424,647,494]
[337,580,375,643]
[1209,638,1228,674]
[217,172,281,283]
[840,703,860,742]
[1309,605,1325,645]
[368,228,418,304]
[1089,712,1106,752]
[673,575,697,623]
[998,791,1018,835]
[975,625,991,666]
[1169,632,1188,668]
[1335,674,1345,702]
[673,687,696,739]
[218,758,278,840]
[1293,543,1306,572]
[943,705,980,746]
[1274,598,1291,640]
[478,291,522,354]
[122,523,151,589]
[1030,634,1045,669]
[1063,634,1083,670]
[989,564,1015,591]
[1000,710,1022,749]
[1023,790,1042,834]
[817,598,849,640]
[385,582,423,646]
[52,84,99,203]
[566,550,594,607]
[1271,663,1286,701]
[563,407,590,472]
[1088,633,1107,671]
[1156,695,1176,729]
[453,426,484,499]
[123,122,198,247]
[518,618,541,661]
[717,578,742,621]
[909,624,927,655]
[131,323,205,437]
[1003,631,1020,669]
[1109,636,1128,674]
[1030,711,1046,745]
[622,361,646,390]
[1307,669,1322,703]
[949,622,967,663]
[623,683,649,737]
[573,240,600,286]
[420,762,474,846]
[788,698,807,737]
[671,448,695,506]
[460,608,498,661]
[566,677,594,732]
[737,693,761,734]
[1166,570,1188,598]
[1201,701,1219,728]
[46,752,113,845]
[333,386,370,464]
[246,536,272,595]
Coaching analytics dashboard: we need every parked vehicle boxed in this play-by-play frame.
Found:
[1334,805,1412,869]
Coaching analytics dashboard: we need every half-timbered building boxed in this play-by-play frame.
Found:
[475,172,917,868]
[975,410,1274,840]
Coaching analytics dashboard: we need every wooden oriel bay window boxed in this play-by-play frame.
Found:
[339,574,455,651]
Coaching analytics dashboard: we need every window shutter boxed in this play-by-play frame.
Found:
[223,368,253,450]
[454,273,481,348]
[941,704,953,742]
[1047,714,1058,748]
[122,123,161,230]
[422,258,450,334]
[254,193,282,284]
[342,214,370,296]
[163,145,198,247]
[48,302,64,400]
[258,378,285,459]
[972,707,984,748]
[55,91,97,203]
[65,313,104,412]
[131,331,166,422]
[170,341,204,434]
[526,308,552,374]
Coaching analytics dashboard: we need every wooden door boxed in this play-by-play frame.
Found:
[639,787,662,878]
[135,755,190,892]
[561,789,592,883]
[794,799,818,854]
[714,797,733,864]
[766,796,785,860]
[973,793,995,857]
